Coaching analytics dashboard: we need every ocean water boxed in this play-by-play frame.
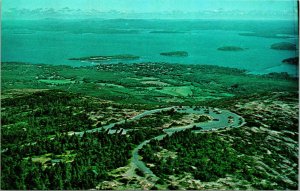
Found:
[1,19,299,76]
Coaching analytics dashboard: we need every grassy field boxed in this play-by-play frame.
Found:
[2,62,298,105]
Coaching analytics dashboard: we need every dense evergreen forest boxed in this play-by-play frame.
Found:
[3,91,90,146]
[1,90,163,189]
[140,127,298,190]
[2,90,147,147]
[2,129,162,189]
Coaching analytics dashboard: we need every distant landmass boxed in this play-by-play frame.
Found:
[150,30,184,34]
[270,42,297,50]
[69,54,140,62]
[282,57,299,65]
[2,7,296,20]
[160,51,188,57]
[217,46,245,51]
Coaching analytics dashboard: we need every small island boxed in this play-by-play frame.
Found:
[270,42,297,50]
[69,54,140,62]
[150,30,184,34]
[282,57,299,65]
[160,51,188,57]
[217,46,245,51]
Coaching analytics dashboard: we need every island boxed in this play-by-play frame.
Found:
[282,57,299,65]
[69,54,140,62]
[270,42,297,50]
[217,46,245,51]
[150,30,184,34]
[160,51,188,57]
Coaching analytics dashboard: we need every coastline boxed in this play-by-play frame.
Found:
[2,61,298,78]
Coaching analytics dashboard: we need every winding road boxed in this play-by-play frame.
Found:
[74,107,175,136]
[74,105,246,179]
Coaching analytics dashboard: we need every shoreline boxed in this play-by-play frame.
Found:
[1,61,298,78]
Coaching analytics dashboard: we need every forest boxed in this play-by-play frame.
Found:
[1,89,167,189]
[140,126,298,190]
[1,62,298,190]
[2,129,162,190]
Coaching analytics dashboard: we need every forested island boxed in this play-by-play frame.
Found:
[270,42,297,50]
[69,54,140,62]
[282,57,299,65]
[160,51,189,57]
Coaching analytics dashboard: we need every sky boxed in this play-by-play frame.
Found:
[2,0,298,20]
